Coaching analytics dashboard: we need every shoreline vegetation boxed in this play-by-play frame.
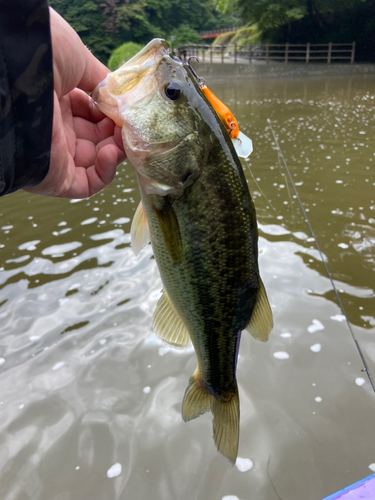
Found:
[49,0,375,66]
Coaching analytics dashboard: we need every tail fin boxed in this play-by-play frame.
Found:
[211,388,239,465]
[182,372,240,465]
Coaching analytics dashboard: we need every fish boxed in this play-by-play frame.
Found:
[92,39,273,464]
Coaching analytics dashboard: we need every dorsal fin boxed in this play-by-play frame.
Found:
[130,201,150,256]
[153,289,191,348]
[246,278,273,342]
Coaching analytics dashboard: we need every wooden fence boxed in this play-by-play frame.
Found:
[177,42,356,64]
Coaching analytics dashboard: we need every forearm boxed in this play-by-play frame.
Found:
[0,0,53,197]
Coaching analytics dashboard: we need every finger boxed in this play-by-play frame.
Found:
[74,139,96,168]
[79,45,109,93]
[50,8,108,96]
[74,135,126,168]
[88,144,120,192]
[73,115,116,144]
[69,88,107,123]
[57,144,120,198]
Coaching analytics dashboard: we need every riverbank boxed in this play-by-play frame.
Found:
[191,62,375,81]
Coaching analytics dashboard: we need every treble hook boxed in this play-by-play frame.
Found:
[184,56,206,87]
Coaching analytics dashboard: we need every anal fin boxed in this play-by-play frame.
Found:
[153,289,191,348]
[246,277,273,342]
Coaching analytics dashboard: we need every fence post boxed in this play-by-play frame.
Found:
[285,43,289,64]
[327,42,332,64]
[202,45,205,63]
[266,43,269,64]
[351,41,356,64]
[249,45,252,64]
[221,45,224,64]
[210,44,213,63]
[234,43,237,64]
[306,42,310,64]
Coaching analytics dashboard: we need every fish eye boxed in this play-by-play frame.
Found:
[164,81,183,101]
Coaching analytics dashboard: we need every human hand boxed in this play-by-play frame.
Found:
[26,8,125,198]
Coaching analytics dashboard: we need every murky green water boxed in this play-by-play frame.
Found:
[0,74,374,500]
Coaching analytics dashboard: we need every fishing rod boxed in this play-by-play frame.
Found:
[267,118,375,394]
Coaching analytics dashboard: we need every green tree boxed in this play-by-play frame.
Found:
[49,0,117,63]
[108,41,144,70]
[50,0,242,64]
[169,24,202,47]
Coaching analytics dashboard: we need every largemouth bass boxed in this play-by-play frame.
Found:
[92,39,273,464]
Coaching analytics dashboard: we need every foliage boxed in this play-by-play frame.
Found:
[50,0,240,64]
[169,24,202,47]
[213,26,260,47]
[213,0,375,61]
[108,42,144,70]
[49,0,116,62]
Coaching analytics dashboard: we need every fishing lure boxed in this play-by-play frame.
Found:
[184,57,253,158]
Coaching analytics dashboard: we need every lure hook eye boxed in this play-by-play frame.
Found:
[183,56,206,87]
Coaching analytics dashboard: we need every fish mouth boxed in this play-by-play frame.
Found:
[92,39,170,122]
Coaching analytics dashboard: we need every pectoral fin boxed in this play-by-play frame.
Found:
[153,289,191,348]
[246,278,273,342]
[232,131,253,159]
[131,201,150,256]
[152,198,183,263]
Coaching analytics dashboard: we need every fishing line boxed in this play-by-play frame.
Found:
[276,150,297,232]
[244,160,282,219]
[267,118,375,394]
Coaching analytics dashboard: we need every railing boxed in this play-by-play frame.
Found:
[177,42,356,64]
[199,27,239,39]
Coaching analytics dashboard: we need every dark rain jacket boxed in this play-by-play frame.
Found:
[0,0,53,197]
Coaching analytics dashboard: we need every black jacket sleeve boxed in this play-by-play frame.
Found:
[0,0,53,197]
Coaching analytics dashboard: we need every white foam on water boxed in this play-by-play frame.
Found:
[19,404,25,409]
[29,335,40,341]
[42,242,82,256]
[222,496,240,500]
[330,314,346,322]
[307,319,324,333]
[113,217,130,224]
[355,377,365,387]
[81,217,97,225]
[258,224,290,236]
[273,351,290,360]
[315,397,322,403]
[294,231,308,240]
[310,343,321,353]
[143,386,151,394]
[52,362,65,371]
[75,466,80,470]
[107,463,122,478]
[235,457,254,472]
[99,339,107,345]
[369,464,375,472]
[18,240,40,251]
[280,332,292,338]
[0,358,5,366]
[338,243,349,249]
